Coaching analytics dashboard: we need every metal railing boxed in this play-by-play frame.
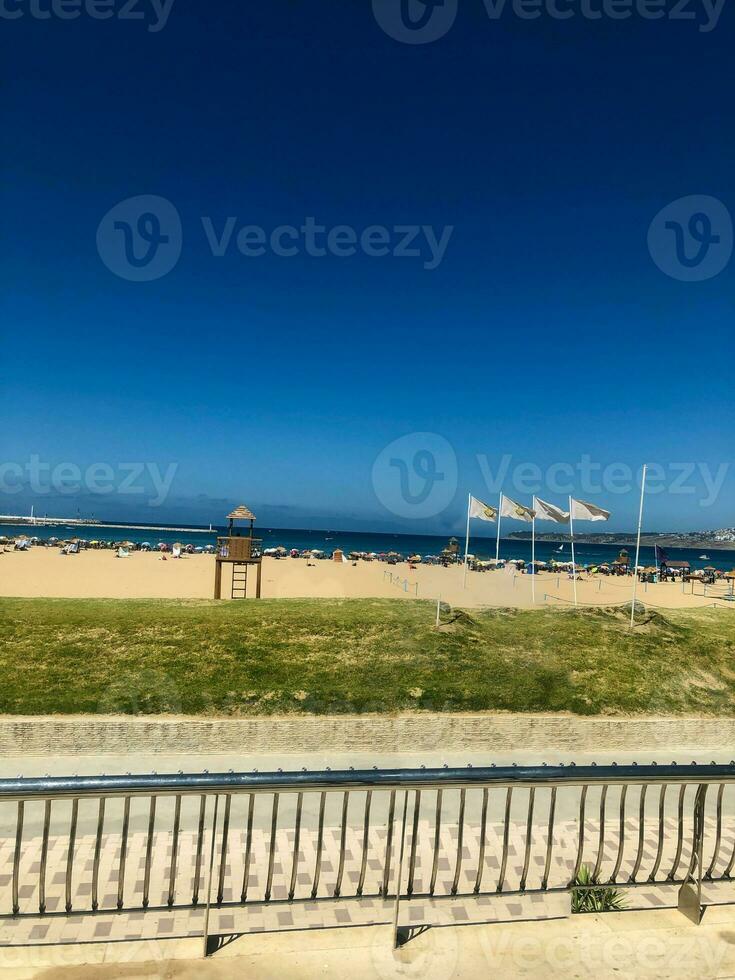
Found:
[1,763,734,956]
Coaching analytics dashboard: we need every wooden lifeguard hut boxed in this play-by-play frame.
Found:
[213,505,263,599]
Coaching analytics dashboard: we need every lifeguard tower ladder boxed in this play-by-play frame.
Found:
[213,505,263,599]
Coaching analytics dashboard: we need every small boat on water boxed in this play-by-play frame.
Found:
[700,554,710,560]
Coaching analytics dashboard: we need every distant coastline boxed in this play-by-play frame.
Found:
[508,531,735,550]
[2,513,733,551]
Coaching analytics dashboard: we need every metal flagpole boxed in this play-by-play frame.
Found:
[531,505,536,605]
[463,493,471,589]
[630,464,647,628]
[495,492,502,562]
[569,495,577,608]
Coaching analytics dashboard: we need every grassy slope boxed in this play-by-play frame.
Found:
[0,598,734,716]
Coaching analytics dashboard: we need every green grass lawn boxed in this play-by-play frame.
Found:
[1,597,734,716]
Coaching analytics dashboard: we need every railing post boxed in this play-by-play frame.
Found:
[678,784,708,924]
[202,794,220,958]
[392,789,409,949]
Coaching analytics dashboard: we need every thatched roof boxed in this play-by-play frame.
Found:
[227,505,256,522]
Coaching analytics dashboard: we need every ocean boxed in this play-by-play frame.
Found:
[2,522,733,572]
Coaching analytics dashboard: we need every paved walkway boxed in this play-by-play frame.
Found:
[4,905,735,978]
[1,750,734,963]
[0,801,732,946]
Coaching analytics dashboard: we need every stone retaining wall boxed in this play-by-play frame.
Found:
[0,713,733,756]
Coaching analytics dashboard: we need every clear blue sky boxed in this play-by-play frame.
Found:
[2,1,733,533]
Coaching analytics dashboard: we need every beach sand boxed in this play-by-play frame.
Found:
[0,548,731,610]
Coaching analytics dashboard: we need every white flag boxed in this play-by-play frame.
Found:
[500,495,535,523]
[533,497,569,524]
[570,498,611,522]
[469,496,498,522]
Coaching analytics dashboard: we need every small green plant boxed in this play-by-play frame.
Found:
[572,864,627,913]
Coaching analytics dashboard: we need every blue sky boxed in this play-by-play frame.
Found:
[2,1,733,533]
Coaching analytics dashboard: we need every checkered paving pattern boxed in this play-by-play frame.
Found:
[0,808,733,947]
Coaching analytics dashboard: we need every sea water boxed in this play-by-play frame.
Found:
[2,523,733,572]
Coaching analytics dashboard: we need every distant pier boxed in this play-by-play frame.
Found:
[0,515,214,534]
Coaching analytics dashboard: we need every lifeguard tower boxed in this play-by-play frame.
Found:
[213,505,263,599]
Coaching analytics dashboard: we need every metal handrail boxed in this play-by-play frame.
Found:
[2,762,734,956]
[2,762,735,801]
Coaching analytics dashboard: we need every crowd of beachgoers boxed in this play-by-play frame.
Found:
[5,534,733,586]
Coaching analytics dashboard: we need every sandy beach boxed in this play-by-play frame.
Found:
[0,548,732,610]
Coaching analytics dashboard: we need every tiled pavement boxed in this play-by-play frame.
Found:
[0,810,733,948]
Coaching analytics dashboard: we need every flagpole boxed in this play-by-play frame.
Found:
[569,495,577,608]
[463,492,471,589]
[531,502,536,605]
[495,492,502,562]
[630,464,647,628]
